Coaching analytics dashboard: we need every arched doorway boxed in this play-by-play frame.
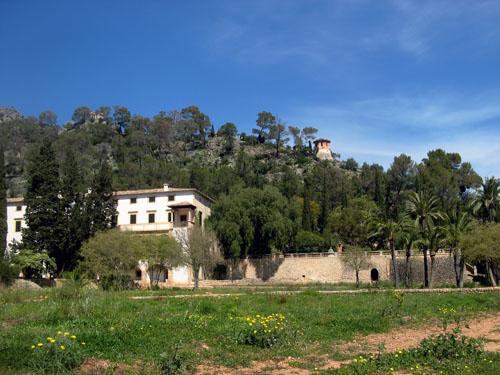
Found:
[370,268,379,282]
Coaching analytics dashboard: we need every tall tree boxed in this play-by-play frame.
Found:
[218,122,238,154]
[176,223,221,289]
[22,140,63,266]
[288,126,302,148]
[253,111,275,143]
[386,154,417,218]
[269,121,289,157]
[472,177,500,222]
[72,106,91,126]
[443,212,472,288]
[58,150,86,271]
[85,161,116,236]
[113,106,131,134]
[372,218,402,287]
[301,127,318,149]
[406,192,443,288]
[302,176,313,231]
[38,111,58,127]
[0,146,6,257]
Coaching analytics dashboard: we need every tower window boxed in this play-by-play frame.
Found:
[130,198,137,204]
[15,220,22,232]
[149,196,155,203]
[16,205,22,211]
[180,214,187,222]
[130,214,137,224]
[167,212,172,222]
[168,195,175,201]
[148,213,155,223]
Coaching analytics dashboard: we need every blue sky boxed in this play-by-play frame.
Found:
[1,0,499,177]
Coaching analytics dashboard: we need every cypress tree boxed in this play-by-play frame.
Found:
[0,146,6,257]
[59,150,86,271]
[302,176,313,231]
[86,160,116,235]
[22,140,63,269]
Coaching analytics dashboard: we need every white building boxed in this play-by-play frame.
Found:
[5,184,214,286]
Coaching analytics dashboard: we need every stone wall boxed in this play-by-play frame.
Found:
[226,253,459,284]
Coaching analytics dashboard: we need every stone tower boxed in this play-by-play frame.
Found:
[313,139,333,161]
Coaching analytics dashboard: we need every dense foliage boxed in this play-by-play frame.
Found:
[0,106,499,285]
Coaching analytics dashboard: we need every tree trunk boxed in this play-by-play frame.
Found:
[193,264,200,289]
[486,262,497,286]
[423,247,429,288]
[405,247,412,288]
[429,252,435,288]
[390,240,399,288]
[355,270,360,288]
[453,249,465,288]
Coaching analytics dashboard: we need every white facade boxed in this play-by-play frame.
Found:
[4,185,213,286]
[6,198,25,249]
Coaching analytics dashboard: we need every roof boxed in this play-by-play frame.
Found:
[6,187,215,205]
[167,201,197,209]
[313,138,331,144]
[114,187,215,203]
[7,197,24,204]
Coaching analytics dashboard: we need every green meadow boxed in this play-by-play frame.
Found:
[0,286,499,374]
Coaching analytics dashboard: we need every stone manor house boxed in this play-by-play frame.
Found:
[5,184,214,286]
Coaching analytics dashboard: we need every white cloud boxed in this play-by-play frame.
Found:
[287,93,500,176]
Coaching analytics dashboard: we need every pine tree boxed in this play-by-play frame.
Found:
[22,140,63,268]
[86,161,116,235]
[0,146,7,257]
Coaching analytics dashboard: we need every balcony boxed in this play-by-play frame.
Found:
[118,222,173,233]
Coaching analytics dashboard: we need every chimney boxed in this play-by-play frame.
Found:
[163,183,169,191]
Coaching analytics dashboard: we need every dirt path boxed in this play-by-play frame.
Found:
[196,313,500,375]
[130,286,500,300]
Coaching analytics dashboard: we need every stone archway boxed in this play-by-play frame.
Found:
[370,268,379,282]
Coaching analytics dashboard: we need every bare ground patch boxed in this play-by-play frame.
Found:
[196,313,500,374]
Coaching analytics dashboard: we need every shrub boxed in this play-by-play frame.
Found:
[294,230,326,253]
[234,313,290,348]
[29,331,86,374]
[0,259,18,286]
[158,342,194,375]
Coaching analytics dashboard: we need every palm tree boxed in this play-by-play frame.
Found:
[372,218,402,288]
[399,216,418,288]
[472,177,500,222]
[406,192,444,288]
[416,222,446,288]
[442,212,472,288]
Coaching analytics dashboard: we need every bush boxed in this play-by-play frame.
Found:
[234,313,291,348]
[28,331,86,374]
[293,230,326,253]
[0,259,18,286]
[158,342,195,375]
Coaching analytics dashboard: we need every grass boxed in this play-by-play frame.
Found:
[0,286,499,374]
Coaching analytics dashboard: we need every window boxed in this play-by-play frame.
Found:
[16,205,22,211]
[180,214,187,222]
[15,220,22,232]
[198,211,203,224]
[149,196,155,203]
[148,213,155,223]
[168,195,175,201]
[129,214,137,224]
[167,212,172,222]
[130,198,137,204]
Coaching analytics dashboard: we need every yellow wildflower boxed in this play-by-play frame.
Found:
[60,345,65,350]
[70,335,77,340]
[63,332,69,336]
[31,345,35,349]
